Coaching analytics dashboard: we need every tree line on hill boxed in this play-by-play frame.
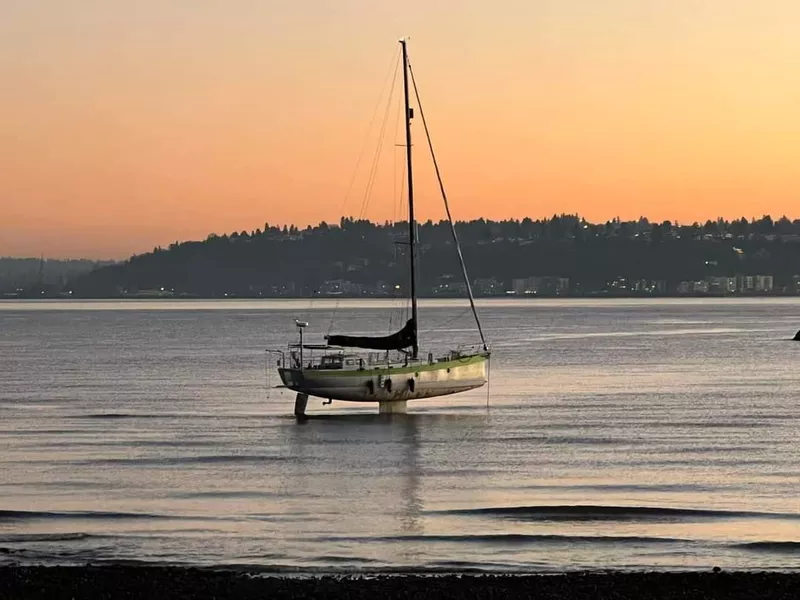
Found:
[9,214,800,298]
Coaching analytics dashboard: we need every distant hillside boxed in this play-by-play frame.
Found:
[0,258,116,297]
[70,215,800,298]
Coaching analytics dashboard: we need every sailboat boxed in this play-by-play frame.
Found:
[273,39,490,416]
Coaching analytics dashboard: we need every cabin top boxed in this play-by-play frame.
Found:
[318,354,363,370]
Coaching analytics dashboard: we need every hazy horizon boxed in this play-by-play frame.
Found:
[3,1,800,258]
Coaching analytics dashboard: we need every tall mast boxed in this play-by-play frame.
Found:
[400,38,419,359]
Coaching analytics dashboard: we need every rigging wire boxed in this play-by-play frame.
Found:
[407,59,489,353]
[387,74,406,335]
[422,306,472,336]
[358,55,402,220]
[338,47,402,220]
[393,83,411,334]
[265,351,270,400]
[325,48,402,337]
[361,51,400,335]
[486,355,492,408]
[400,179,410,333]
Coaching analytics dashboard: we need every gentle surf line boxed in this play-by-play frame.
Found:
[431,505,800,521]
[315,533,690,545]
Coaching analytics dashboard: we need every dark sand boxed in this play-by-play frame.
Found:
[2,567,800,599]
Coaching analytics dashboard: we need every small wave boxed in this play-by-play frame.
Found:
[321,533,686,545]
[34,440,224,450]
[245,513,326,523]
[3,428,102,436]
[531,327,744,341]
[0,545,113,563]
[519,483,714,493]
[174,491,279,500]
[311,555,383,564]
[0,532,96,543]
[179,562,552,576]
[435,505,798,522]
[426,560,524,572]
[0,509,177,522]
[735,541,800,553]
[80,413,140,419]
[666,444,769,455]
[85,454,290,466]
[496,434,628,446]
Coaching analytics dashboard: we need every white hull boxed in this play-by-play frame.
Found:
[279,353,488,403]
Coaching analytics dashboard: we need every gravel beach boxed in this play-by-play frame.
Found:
[1,567,799,599]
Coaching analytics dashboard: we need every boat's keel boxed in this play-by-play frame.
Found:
[378,400,407,414]
[294,393,309,419]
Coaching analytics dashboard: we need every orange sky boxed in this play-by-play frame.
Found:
[2,1,800,258]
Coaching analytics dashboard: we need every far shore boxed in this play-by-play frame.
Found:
[2,295,800,310]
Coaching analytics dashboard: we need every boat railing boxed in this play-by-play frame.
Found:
[275,345,414,371]
[270,343,486,371]
[455,343,489,357]
[265,349,286,368]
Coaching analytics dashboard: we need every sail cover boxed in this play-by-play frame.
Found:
[327,318,416,351]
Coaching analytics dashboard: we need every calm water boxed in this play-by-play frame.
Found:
[2,298,800,573]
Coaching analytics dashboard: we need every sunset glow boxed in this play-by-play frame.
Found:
[2,0,800,258]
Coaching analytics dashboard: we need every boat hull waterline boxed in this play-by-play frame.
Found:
[279,353,489,403]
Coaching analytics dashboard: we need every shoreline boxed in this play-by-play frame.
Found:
[1,292,795,300]
[2,566,800,599]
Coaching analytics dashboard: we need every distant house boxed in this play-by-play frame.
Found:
[433,275,467,296]
[511,276,569,296]
[708,276,737,294]
[473,278,502,296]
[320,279,365,296]
[755,275,774,292]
